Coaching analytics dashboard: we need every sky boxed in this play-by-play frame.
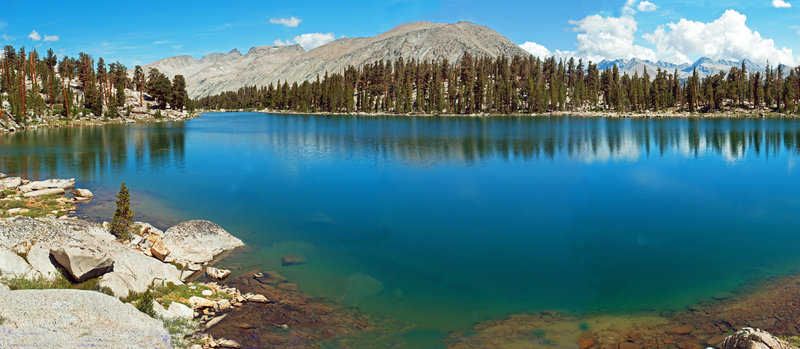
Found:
[1,0,799,67]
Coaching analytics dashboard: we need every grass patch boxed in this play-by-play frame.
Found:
[161,317,202,348]
[1,269,106,292]
[0,193,74,218]
[781,336,800,346]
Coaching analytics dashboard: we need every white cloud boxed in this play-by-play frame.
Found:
[172,44,183,50]
[569,14,656,62]
[772,0,791,8]
[274,32,335,50]
[623,0,637,15]
[519,42,553,58]
[28,30,41,41]
[643,9,797,65]
[43,34,59,42]
[153,40,171,45]
[637,1,658,12]
[269,16,302,28]
[1,34,13,42]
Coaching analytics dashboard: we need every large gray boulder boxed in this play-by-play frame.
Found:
[51,245,114,282]
[23,188,66,197]
[0,247,35,278]
[161,220,244,264]
[721,327,794,349]
[18,178,75,192]
[153,300,194,320]
[26,245,60,279]
[0,176,22,189]
[98,249,182,298]
[0,289,171,348]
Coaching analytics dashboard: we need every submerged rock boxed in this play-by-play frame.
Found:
[720,327,794,349]
[281,253,307,266]
[252,270,287,285]
[0,289,170,348]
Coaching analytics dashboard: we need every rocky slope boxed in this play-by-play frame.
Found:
[140,21,530,98]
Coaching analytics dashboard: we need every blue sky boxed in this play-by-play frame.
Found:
[1,0,799,66]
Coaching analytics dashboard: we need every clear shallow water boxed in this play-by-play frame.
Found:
[3,113,800,344]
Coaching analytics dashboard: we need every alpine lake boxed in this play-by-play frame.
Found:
[3,112,800,347]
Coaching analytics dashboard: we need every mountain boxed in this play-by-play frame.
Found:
[140,21,530,98]
[596,57,791,80]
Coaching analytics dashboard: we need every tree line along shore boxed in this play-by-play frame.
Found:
[0,45,192,130]
[197,53,800,117]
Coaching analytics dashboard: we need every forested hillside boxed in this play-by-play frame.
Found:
[0,45,191,128]
[197,53,800,116]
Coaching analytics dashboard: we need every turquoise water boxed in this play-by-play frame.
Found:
[4,113,800,344]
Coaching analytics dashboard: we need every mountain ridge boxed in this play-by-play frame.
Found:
[139,21,530,98]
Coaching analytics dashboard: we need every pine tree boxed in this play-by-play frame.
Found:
[110,183,134,240]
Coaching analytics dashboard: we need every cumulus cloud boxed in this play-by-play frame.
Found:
[772,0,791,8]
[519,42,552,58]
[637,1,658,12]
[43,34,59,42]
[274,32,335,50]
[269,17,302,27]
[28,30,41,41]
[569,14,656,62]
[643,9,796,65]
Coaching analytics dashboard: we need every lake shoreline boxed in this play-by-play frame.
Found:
[0,110,200,134]
[201,107,800,120]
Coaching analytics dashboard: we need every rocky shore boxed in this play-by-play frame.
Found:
[202,107,800,120]
[0,107,197,134]
[0,174,258,348]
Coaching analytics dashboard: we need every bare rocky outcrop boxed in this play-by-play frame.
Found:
[0,289,170,348]
[18,178,75,192]
[161,220,244,265]
[140,21,531,98]
[721,327,796,349]
[0,247,36,278]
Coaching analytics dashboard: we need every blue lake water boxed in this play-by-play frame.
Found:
[3,112,800,345]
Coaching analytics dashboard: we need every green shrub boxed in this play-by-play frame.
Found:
[135,290,156,317]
